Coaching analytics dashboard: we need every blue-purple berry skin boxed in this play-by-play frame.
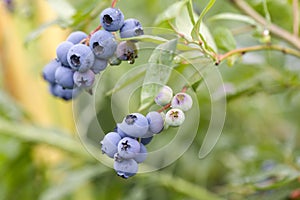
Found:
[134,143,147,163]
[118,113,149,138]
[55,66,75,89]
[100,132,121,158]
[120,18,144,40]
[73,70,95,89]
[56,41,73,66]
[117,137,140,159]
[91,58,108,74]
[141,136,153,145]
[49,84,80,100]
[89,30,117,59]
[146,111,164,134]
[114,158,138,179]
[171,92,193,111]
[100,7,124,32]
[66,31,88,44]
[42,59,61,84]
[116,124,130,138]
[67,44,95,72]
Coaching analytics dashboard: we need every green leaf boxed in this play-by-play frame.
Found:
[191,0,216,41]
[187,0,196,25]
[209,13,258,26]
[213,26,236,51]
[154,0,188,25]
[139,39,178,111]
[121,35,168,44]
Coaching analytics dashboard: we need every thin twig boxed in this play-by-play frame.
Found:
[216,44,300,64]
[293,0,299,36]
[230,0,300,50]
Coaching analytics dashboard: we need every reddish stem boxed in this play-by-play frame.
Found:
[111,0,118,8]
[158,103,171,113]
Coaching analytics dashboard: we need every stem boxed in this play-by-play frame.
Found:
[230,0,300,50]
[111,0,118,8]
[216,44,300,64]
[293,0,299,36]
[158,103,171,113]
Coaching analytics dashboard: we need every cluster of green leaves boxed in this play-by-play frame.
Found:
[1,0,300,200]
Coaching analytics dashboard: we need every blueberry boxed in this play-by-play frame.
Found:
[55,66,75,89]
[113,158,138,179]
[141,136,153,145]
[171,92,193,111]
[118,113,149,138]
[67,44,95,72]
[116,41,137,64]
[42,59,61,84]
[73,70,95,89]
[100,7,124,32]
[120,18,144,40]
[91,58,108,74]
[49,84,81,101]
[66,31,88,44]
[155,85,173,106]
[165,108,185,127]
[100,132,121,158]
[146,111,164,134]
[116,124,130,138]
[134,143,147,163]
[56,41,74,66]
[89,30,117,59]
[117,137,140,159]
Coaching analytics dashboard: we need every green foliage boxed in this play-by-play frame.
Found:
[1,0,300,199]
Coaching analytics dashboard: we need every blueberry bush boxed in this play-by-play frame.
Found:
[1,0,300,199]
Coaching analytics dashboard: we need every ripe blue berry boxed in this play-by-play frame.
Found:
[165,108,185,127]
[120,18,144,40]
[113,158,138,179]
[141,136,153,145]
[171,92,193,111]
[117,137,140,159]
[49,84,80,100]
[116,41,137,64]
[100,7,124,32]
[116,124,130,138]
[155,85,173,106]
[118,113,149,138]
[66,31,88,44]
[73,70,95,89]
[134,143,147,163]
[91,58,108,74]
[56,41,73,66]
[67,44,95,72]
[54,66,75,89]
[89,30,117,60]
[100,132,121,158]
[42,59,60,84]
[146,111,164,134]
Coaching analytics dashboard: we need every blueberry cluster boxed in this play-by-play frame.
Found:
[100,111,164,179]
[42,7,144,100]
[100,85,193,178]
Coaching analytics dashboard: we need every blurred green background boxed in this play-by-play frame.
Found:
[1,0,300,199]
